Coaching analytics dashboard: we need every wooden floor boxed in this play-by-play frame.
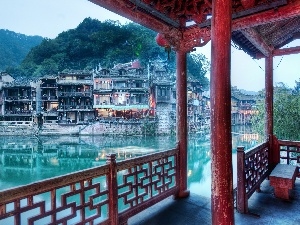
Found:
[129,179,300,225]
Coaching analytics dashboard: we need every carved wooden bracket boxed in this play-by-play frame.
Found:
[160,25,211,53]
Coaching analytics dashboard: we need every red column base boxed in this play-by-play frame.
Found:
[174,190,190,199]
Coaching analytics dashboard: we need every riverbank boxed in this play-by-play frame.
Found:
[0,120,210,136]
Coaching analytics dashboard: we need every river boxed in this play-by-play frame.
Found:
[0,126,260,198]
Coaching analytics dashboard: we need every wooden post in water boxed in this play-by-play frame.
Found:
[210,0,234,223]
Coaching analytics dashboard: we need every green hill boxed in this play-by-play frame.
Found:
[0,29,43,71]
[18,18,168,78]
[4,18,209,89]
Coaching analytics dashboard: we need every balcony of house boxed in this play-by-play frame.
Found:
[57,79,93,85]
[59,91,93,97]
[156,95,171,103]
[57,104,94,111]
[94,103,149,111]
[1,138,300,224]
[109,72,148,80]
[40,84,57,88]
[129,86,149,92]
[4,109,34,116]
[41,95,58,101]
[93,88,113,93]
[97,116,157,125]
[152,75,175,83]
[0,121,34,127]
[42,108,58,116]
[4,96,32,101]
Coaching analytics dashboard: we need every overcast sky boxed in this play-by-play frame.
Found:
[1,0,299,92]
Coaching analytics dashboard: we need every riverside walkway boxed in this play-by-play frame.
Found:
[129,179,300,225]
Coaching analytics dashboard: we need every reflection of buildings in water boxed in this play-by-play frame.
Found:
[232,133,260,150]
[0,136,176,190]
[1,145,37,169]
[0,146,38,185]
[240,133,259,143]
[93,146,158,166]
[1,144,160,173]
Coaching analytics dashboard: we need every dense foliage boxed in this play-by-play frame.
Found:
[251,83,300,141]
[0,29,43,71]
[187,53,210,88]
[4,18,209,89]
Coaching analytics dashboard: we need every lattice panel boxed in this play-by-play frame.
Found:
[279,145,300,165]
[0,176,109,225]
[117,155,176,211]
[279,144,300,176]
[244,146,268,194]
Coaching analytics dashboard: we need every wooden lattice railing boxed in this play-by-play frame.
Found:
[0,146,179,225]
[236,142,270,214]
[277,139,300,177]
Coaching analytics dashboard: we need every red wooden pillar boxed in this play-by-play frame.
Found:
[211,0,234,223]
[175,50,190,198]
[265,56,273,138]
[265,56,277,166]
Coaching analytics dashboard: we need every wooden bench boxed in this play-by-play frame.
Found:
[269,164,298,200]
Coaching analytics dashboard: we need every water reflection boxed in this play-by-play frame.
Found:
[0,126,261,198]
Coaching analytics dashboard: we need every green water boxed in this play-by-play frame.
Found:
[0,128,259,197]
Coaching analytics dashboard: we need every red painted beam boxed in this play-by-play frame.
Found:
[233,0,300,31]
[273,46,300,56]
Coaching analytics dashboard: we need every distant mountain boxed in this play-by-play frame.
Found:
[0,29,43,71]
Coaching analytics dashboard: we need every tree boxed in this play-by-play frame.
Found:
[187,52,210,89]
[5,17,210,88]
[251,83,300,141]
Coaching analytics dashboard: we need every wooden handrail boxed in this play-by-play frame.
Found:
[236,141,270,214]
[0,146,179,225]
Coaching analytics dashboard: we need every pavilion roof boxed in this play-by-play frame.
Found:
[232,14,300,57]
[89,0,300,57]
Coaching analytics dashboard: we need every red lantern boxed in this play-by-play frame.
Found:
[155,33,169,47]
[155,33,171,59]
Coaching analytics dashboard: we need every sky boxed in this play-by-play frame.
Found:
[1,0,299,92]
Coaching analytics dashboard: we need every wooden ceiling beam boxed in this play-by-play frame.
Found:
[273,46,300,56]
[90,0,300,33]
[256,45,300,58]
[233,0,300,31]
[88,0,176,33]
[241,28,273,56]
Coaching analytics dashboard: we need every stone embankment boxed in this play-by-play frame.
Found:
[0,121,146,136]
[0,121,38,136]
